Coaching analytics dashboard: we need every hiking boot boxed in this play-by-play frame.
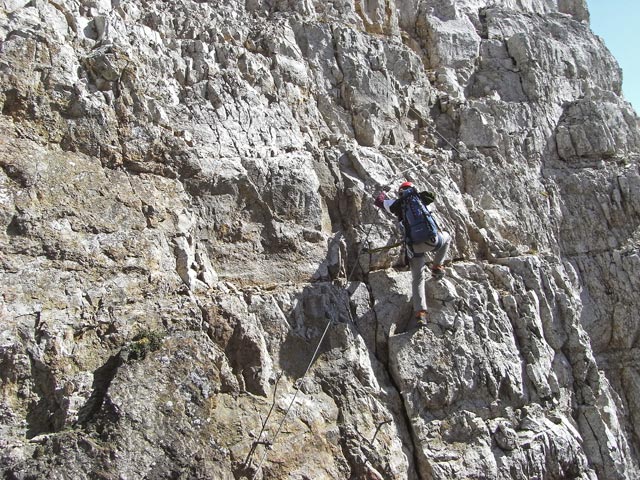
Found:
[431,264,445,278]
[415,310,428,328]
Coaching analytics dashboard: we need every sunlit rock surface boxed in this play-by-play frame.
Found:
[1,0,639,478]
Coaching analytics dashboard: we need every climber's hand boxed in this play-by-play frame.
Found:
[374,191,387,208]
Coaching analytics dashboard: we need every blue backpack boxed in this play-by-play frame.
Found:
[399,187,439,246]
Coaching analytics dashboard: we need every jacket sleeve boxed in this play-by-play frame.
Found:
[386,199,403,220]
[382,198,395,214]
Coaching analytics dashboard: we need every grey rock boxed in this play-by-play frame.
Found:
[1,0,640,478]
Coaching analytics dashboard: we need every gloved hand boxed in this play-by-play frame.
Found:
[374,191,387,208]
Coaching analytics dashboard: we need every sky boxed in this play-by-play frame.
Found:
[586,0,640,114]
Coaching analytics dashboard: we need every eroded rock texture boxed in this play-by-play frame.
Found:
[1,0,639,478]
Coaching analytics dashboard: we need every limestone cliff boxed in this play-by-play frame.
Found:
[1,0,639,479]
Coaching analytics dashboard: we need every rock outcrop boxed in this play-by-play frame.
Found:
[1,0,639,478]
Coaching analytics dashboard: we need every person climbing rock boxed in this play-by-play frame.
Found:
[374,181,451,327]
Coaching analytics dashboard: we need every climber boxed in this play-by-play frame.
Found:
[374,181,451,327]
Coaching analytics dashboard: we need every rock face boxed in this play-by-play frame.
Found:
[1,0,639,478]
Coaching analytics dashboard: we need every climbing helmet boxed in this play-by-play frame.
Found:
[398,181,413,193]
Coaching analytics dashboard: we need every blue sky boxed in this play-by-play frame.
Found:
[586,0,640,113]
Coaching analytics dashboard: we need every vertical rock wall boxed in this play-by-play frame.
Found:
[1,0,639,478]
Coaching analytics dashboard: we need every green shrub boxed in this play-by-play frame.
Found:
[128,330,164,361]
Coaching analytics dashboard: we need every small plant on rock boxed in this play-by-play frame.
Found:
[128,330,164,361]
